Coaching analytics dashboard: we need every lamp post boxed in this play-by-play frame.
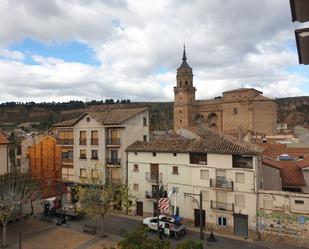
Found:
[16,202,22,249]
[184,191,204,241]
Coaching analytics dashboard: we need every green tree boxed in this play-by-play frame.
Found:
[175,240,203,249]
[117,225,170,249]
[79,178,128,237]
[0,173,39,247]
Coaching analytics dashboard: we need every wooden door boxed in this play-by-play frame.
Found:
[136,201,143,216]
[111,130,118,144]
[150,164,159,178]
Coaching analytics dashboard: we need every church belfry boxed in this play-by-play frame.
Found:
[174,46,196,131]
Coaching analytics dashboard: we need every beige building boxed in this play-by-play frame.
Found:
[127,128,261,238]
[53,107,149,185]
[174,48,277,135]
[0,132,9,175]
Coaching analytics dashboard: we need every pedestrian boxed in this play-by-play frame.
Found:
[159,224,164,240]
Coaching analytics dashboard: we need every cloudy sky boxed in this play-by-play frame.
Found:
[0,0,308,103]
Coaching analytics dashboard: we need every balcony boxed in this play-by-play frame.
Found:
[91,138,99,145]
[62,158,73,164]
[145,172,162,183]
[106,178,122,185]
[210,178,233,191]
[211,200,234,212]
[106,158,121,167]
[79,138,87,145]
[58,139,74,145]
[145,190,167,199]
[106,138,121,146]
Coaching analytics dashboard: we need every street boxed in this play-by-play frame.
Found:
[2,214,306,249]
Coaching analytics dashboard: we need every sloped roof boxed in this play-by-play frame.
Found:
[0,132,9,144]
[263,158,306,187]
[261,144,309,160]
[127,128,260,155]
[222,88,262,94]
[53,107,147,127]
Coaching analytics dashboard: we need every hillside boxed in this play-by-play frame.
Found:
[1,96,309,132]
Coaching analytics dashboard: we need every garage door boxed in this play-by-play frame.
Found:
[234,214,248,238]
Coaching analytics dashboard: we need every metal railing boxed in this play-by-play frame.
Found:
[145,172,162,183]
[91,138,99,145]
[58,139,74,145]
[211,200,234,212]
[79,138,87,145]
[210,178,233,190]
[106,138,121,146]
[145,190,167,199]
[62,158,73,163]
[106,158,121,166]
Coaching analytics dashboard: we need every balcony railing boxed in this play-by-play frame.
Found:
[211,200,234,212]
[210,178,233,190]
[79,138,87,145]
[106,158,121,166]
[106,178,122,185]
[91,138,99,145]
[145,190,167,199]
[145,172,162,183]
[62,158,73,164]
[106,138,121,146]
[58,139,74,145]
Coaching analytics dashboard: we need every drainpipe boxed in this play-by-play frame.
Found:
[125,151,129,215]
[255,155,262,240]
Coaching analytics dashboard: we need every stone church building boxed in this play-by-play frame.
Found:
[174,48,277,135]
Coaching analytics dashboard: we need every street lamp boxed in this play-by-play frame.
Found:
[184,191,204,241]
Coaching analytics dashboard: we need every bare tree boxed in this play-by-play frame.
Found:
[79,177,129,238]
[0,173,39,247]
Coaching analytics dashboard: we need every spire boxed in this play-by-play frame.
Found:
[179,45,191,69]
[182,45,187,61]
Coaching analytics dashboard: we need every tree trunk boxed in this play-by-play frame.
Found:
[2,221,8,248]
[100,215,107,238]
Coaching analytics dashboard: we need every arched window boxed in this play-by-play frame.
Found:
[207,113,218,128]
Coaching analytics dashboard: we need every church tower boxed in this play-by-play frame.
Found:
[174,47,196,131]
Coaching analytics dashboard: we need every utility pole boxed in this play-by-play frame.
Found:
[156,172,160,238]
[184,191,204,241]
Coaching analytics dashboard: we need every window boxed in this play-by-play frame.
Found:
[173,153,177,157]
[143,135,147,142]
[91,150,98,160]
[201,190,209,201]
[235,173,245,183]
[91,169,98,178]
[190,152,207,165]
[263,199,273,209]
[152,152,156,157]
[233,108,238,114]
[133,184,139,191]
[200,169,209,180]
[134,152,138,155]
[86,117,91,122]
[180,120,182,123]
[79,131,86,145]
[180,110,182,114]
[232,155,253,169]
[235,194,245,208]
[143,117,147,126]
[172,166,179,175]
[80,168,87,178]
[217,216,227,227]
[295,200,304,205]
[134,164,139,172]
[80,149,86,159]
[91,131,98,145]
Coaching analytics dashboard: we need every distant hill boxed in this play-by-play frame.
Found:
[1,96,309,132]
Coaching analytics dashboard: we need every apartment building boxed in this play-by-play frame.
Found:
[0,132,9,175]
[127,128,261,238]
[53,107,149,185]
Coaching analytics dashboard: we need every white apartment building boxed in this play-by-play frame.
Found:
[127,128,261,239]
[53,107,149,185]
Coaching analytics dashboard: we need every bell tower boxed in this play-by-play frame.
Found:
[174,46,196,131]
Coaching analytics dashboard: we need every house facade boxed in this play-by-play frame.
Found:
[127,128,261,238]
[0,132,9,175]
[53,107,149,185]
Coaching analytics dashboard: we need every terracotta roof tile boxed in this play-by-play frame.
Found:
[262,158,306,187]
[261,144,309,160]
[0,132,9,144]
[127,128,260,155]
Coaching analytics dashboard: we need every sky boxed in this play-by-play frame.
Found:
[0,0,308,103]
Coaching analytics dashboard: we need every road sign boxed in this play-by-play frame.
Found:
[159,198,169,213]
